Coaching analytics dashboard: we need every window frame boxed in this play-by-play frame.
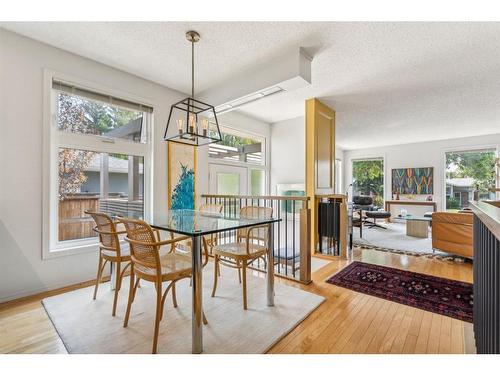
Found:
[42,70,154,259]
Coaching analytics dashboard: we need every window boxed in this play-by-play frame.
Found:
[352,158,384,207]
[208,126,267,196]
[53,80,148,143]
[44,74,152,257]
[209,130,263,165]
[445,148,497,211]
[216,173,241,195]
[250,169,265,195]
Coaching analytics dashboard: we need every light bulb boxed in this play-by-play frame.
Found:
[176,118,184,134]
[188,113,196,133]
[202,118,209,136]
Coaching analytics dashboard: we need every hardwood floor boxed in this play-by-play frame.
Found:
[0,248,474,354]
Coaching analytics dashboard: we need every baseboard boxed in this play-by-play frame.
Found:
[0,275,111,310]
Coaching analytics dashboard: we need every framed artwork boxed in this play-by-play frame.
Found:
[391,167,433,195]
[168,142,197,209]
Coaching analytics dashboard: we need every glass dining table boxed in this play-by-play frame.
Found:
[117,209,281,354]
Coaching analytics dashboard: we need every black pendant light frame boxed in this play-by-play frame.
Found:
[164,30,222,146]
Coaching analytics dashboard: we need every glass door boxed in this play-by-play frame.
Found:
[209,164,248,195]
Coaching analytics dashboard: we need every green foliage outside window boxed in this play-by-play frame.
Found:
[352,159,384,206]
[446,151,496,194]
[446,197,460,210]
[58,92,141,136]
[218,132,257,148]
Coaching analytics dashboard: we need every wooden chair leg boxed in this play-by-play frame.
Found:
[112,261,121,316]
[93,255,105,300]
[202,310,208,325]
[123,268,137,327]
[242,261,248,310]
[171,281,178,308]
[237,262,242,284]
[211,255,219,297]
[152,281,163,354]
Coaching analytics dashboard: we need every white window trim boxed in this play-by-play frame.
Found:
[42,69,154,260]
[334,158,343,194]
[208,125,269,195]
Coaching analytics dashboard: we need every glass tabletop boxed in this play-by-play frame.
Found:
[401,215,432,221]
[119,209,281,236]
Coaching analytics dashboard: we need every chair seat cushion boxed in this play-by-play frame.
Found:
[213,242,267,258]
[134,253,192,280]
[102,243,130,259]
[365,211,391,219]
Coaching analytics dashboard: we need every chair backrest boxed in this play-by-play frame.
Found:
[238,206,273,243]
[352,195,373,206]
[85,211,120,254]
[199,203,223,214]
[118,217,161,275]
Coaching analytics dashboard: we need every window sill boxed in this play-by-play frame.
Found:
[43,242,99,260]
[43,239,129,260]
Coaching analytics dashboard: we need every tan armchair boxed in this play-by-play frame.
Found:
[432,212,473,258]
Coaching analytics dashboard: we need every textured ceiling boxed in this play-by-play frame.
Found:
[3,22,500,149]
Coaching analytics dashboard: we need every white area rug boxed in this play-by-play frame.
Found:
[42,262,324,354]
[353,222,440,254]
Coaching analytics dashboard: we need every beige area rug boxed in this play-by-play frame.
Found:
[42,262,324,354]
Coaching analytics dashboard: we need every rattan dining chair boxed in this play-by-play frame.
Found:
[118,216,207,354]
[86,210,134,316]
[211,206,273,310]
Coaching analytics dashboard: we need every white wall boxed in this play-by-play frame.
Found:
[343,134,500,215]
[270,117,305,193]
[270,116,345,194]
[0,29,187,302]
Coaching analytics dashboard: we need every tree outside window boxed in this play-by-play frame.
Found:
[445,150,496,210]
[352,159,384,208]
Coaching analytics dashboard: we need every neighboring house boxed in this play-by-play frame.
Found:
[70,116,145,197]
[446,177,474,208]
[81,154,144,197]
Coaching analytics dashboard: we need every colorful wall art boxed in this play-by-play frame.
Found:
[168,142,196,209]
[391,167,433,195]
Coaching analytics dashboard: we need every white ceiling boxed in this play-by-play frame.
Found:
[3,22,500,150]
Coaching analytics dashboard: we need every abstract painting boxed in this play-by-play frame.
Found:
[391,167,433,195]
[168,142,196,209]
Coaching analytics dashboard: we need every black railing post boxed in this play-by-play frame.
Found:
[472,209,500,353]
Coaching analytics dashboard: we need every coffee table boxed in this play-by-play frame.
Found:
[404,215,432,238]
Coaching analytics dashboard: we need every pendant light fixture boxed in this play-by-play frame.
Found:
[164,30,222,146]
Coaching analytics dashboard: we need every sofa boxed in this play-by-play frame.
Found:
[431,212,473,258]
